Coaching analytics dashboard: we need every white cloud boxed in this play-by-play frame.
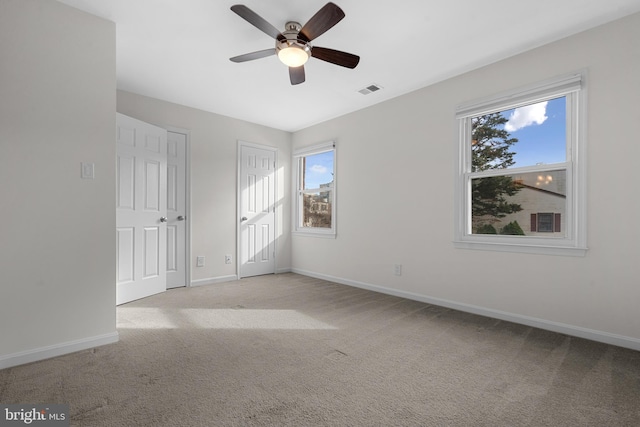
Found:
[310,164,327,174]
[505,101,548,132]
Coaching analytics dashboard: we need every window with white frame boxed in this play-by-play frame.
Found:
[293,141,336,237]
[454,73,587,256]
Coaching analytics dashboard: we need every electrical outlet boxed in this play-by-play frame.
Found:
[225,254,232,264]
[81,162,95,179]
[196,256,205,267]
[394,264,402,276]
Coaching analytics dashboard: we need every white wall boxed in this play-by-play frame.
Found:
[117,91,292,284]
[291,12,640,349]
[0,0,117,367]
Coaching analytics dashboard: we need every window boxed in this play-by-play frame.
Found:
[454,73,587,256]
[293,141,336,237]
[532,213,561,233]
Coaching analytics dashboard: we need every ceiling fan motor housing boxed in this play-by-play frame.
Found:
[276,21,311,57]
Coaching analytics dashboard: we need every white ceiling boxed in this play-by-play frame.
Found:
[57,0,640,132]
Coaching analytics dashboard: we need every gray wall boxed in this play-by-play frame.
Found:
[0,0,117,366]
[291,12,640,349]
[116,91,292,284]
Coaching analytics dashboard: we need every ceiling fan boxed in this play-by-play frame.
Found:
[229,2,360,85]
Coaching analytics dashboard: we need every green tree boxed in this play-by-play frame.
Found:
[471,113,522,221]
[476,224,497,234]
[500,221,525,235]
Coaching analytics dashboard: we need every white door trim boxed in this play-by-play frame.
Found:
[237,141,278,279]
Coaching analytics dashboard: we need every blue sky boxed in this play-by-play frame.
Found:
[500,96,566,167]
[304,151,334,189]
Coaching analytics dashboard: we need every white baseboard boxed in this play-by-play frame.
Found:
[292,268,640,352]
[190,270,291,286]
[0,332,119,370]
[190,275,238,287]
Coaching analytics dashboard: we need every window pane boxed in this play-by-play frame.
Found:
[537,213,554,232]
[303,151,334,190]
[295,144,336,235]
[471,97,566,172]
[471,170,566,237]
[302,190,332,228]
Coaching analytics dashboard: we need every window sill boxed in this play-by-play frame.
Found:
[293,230,336,239]
[453,240,587,257]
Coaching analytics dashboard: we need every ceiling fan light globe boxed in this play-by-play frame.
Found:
[278,46,309,67]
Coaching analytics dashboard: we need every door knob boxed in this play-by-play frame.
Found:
[159,217,168,223]
[177,215,185,221]
[241,217,248,221]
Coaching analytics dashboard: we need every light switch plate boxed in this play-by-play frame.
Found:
[81,162,95,179]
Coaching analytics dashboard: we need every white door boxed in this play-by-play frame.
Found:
[166,131,187,289]
[116,113,167,304]
[239,144,276,277]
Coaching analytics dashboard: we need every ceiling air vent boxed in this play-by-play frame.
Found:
[358,84,382,95]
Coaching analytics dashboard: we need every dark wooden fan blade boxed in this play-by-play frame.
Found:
[289,66,305,85]
[231,5,285,41]
[299,2,345,43]
[311,47,360,69]
[230,48,276,63]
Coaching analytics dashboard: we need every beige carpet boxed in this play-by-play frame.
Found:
[1,273,639,426]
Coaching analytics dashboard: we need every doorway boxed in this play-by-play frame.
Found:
[238,142,277,278]
[116,114,188,304]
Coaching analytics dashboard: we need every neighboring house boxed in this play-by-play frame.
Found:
[303,184,332,228]
[478,170,566,235]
